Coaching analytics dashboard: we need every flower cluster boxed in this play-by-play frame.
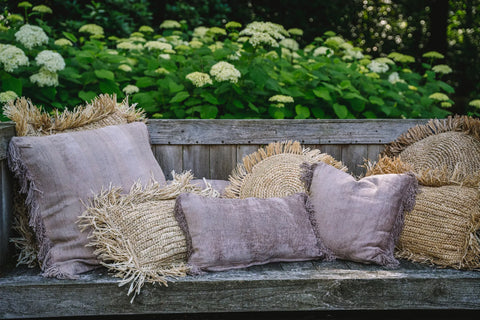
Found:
[118,64,132,72]
[79,24,104,36]
[209,61,241,83]
[313,46,333,57]
[30,67,59,87]
[123,85,140,95]
[0,91,18,104]
[14,24,48,50]
[239,21,289,48]
[186,72,213,87]
[54,38,73,47]
[144,41,173,51]
[117,42,143,51]
[367,60,389,73]
[269,95,294,103]
[0,44,29,72]
[159,20,181,29]
[35,50,65,72]
[279,38,299,51]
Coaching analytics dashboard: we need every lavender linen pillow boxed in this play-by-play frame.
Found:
[302,162,418,267]
[7,122,166,279]
[174,192,327,273]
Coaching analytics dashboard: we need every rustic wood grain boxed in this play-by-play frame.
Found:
[209,145,236,180]
[154,145,183,180]
[341,144,369,176]
[146,119,426,145]
[1,261,480,318]
[183,145,210,179]
[0,124,15,161]
[0,161,12,267]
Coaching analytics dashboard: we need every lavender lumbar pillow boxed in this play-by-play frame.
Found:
[8,122,166,279]
[174,192,327,274]
[302,162,418,267]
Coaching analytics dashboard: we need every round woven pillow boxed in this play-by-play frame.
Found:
[383,115,480,181]
[224,140,346,199]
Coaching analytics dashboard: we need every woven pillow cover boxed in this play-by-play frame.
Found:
[302,161,418,267]
[365,156,480,269]
[4,94,145,268]
[174,192,327,274]
[224,140,346,199]
[8,122,166,279]
[79,171,218,302]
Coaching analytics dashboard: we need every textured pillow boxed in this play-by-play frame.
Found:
[366,156,480,270]
[174,192,327,274]
[224,140,346,199]
[382,115,480,181]
[302,161,418,267]
[7,122,166,279]
[4,94,145,268]
[78,171,218,302]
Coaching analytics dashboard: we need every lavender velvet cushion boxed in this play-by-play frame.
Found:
[8,122,166,279]
[174,192,327,273]
[302,162,418,267]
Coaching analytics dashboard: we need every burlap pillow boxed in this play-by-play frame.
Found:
[4,94,145,268]
[78,171,218,302]
[224,140,346,199]
[365,156,480,269]
[8,122,166,279]
[383,115,480,181]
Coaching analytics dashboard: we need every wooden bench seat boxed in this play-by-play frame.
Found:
[1,119,479,319]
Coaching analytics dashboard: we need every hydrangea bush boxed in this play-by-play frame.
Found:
[0,3,467,120]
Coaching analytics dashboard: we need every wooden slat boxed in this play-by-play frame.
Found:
[0,123,15,161]
[183,145,210,179]
[0,161,12,266]
[1,262,480,318]
[146,119,426,145]
[341,145,369,176]
[154,145,183,180]
[209,145,236,180]
[236,145,261,163]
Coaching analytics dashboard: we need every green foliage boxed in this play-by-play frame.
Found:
[0,5,456,120]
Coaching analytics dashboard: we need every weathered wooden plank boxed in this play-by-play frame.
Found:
[209,145,236,180]
[0,161,12,267]
[367,144,384,163]
[341,145,369,176]
[1,262,480,318]
[146,119,426,145]
[183,145,210,179]
[0,123,15,161]
[236,145,261,164]
[154,145,183,180]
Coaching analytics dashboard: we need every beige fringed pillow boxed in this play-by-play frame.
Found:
[4,94,145,268]
[365,156,480,270]
[382,115,480,180]
[224,140,346,199]
[78,171,218,302]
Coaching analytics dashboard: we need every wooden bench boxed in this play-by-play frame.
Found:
[1,119,480,319]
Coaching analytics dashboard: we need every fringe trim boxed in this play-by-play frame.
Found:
[383,115,480,157]
[7,140,52,271]
[224,140,346,198]
[3,94,145,136]
[364,155,480,187]
[304,194,336,261]
[77,171,218,302]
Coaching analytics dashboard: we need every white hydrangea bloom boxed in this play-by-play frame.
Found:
[159,20,181,29]
[35,50,65,72]
[123,85,140,95]
[279,38,299,51]
[159,54,171,60]
[186,72,213,87]
[79,24,104,36]
[210,61,241,83]
[313,46,333,57]
[0,45,29,72]
[117,42,143,51]
[239,21,289,40]
[30,67,59,87]
[193,26,209,38]
[189,40,204,48]
[388,72,405,84]
[155,67,170,75]
[14,24,48,50]
[118,64,132,72]
[144,41,173,51]
[54,38,73,47]
[0,90,18,103]
[344,47,364,59]
[249,32,278,47]
[367,60,389,73]
[268,95,294,103]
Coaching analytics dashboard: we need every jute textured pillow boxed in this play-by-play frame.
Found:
[365,156,480,269]
[224,140,346,199]
[8,122,166,279]
[78,171,218,302]
[4,94,145,268]
[383,115,480,181]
